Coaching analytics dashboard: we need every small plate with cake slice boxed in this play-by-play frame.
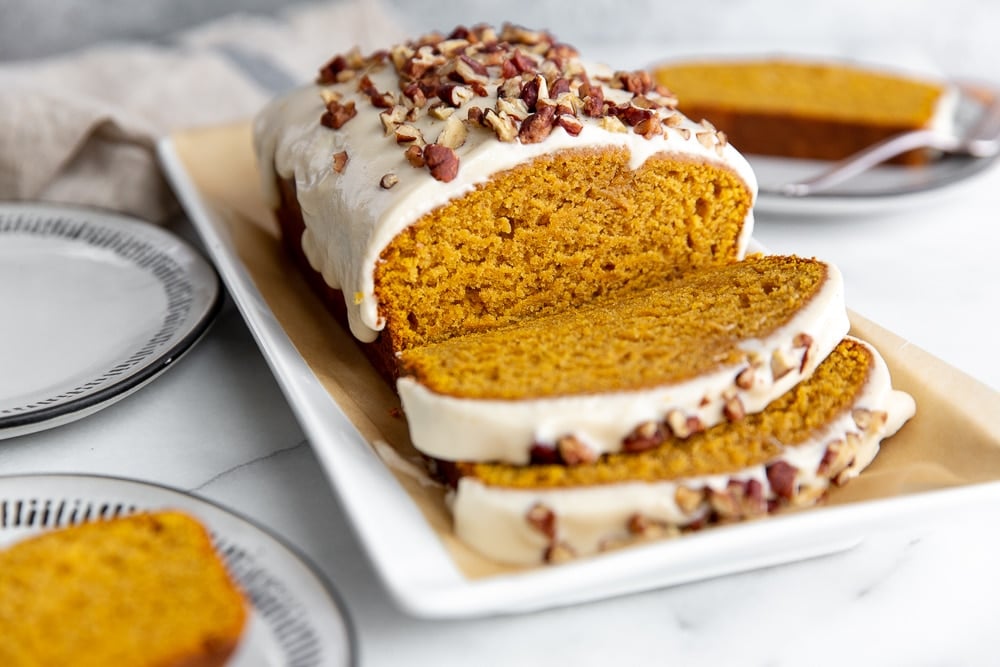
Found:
[652,57,1000,215]
[0,473,355,666]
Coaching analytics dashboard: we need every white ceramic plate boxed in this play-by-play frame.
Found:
[159,136,1000,619]
[0,204,221,439]
[752,83,1000,215]
[0,473,355,666]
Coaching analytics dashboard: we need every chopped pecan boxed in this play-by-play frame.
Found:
[331,151,349,173]
[766,461,798,499]
[708,487,741,520]
[579,82,605,117]
[617,69,654,94]
[794,333,814,372]
[770,348,797,380]
[423,143,460,182]
[544,542,575,564]
[320,99,357,130]
[518,106,555,144]
[556,114,584,136]
[622,421,665,453]
[436,114,468,149]
[379,106,407,135]
[483,109,519,142]
[496,97,530,121]
[626,514,667,539]
[520,74,549,111]
[394,124,425,146]
[834,433,863,485]
[634,116,662,139]
[402,81,428,108]
[556,434,596,465]
[723,395,746,422]
[735,366,755,390]
[437,83,474,107]
[674,486,704,514]
[818,438,852,479]
[403,145,425,168]
[665,410,703,438]
[599,115,627,133]
[528,442,560,464]
[428,102,456,120]
[526,503,556,540]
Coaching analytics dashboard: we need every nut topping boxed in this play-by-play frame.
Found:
[526,503,556,540]
[665,410,703,439]
[766,461,798,499]
[379,173,399,189]
[320,99,357,130]
[723,395,746,422]
[674,486,704,514]
[394,124,425,146]
[331,151,349,173]
[556,434,596,465]
[622,420,665,453]
[735,366,756,390]
[403,144,425,168]
[770,348,798,380]
[423,143,460,182]
[435,114,468,149]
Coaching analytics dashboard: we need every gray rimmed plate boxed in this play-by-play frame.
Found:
[0,473,355,666]
[0,203,221,439]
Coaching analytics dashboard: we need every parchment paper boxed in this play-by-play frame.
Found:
[169,122,1000,579]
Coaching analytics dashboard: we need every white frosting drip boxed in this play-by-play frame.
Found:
[398,261,849,463]
[450,337,916,565]
[253,62,757,342]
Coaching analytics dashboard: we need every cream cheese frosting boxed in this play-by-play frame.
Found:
[253,28,757,343]
[398,260,850,464]
[450,337,915,565]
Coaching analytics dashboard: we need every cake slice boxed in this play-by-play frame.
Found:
[255,24,757,381]
[445,337,915,565]
[398,255,849,464]
[653,58,954,164]
[0,511,248,667]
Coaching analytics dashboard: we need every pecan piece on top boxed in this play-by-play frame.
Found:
[423,143,460,182]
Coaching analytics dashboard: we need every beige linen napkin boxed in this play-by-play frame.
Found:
[0,0,405,223]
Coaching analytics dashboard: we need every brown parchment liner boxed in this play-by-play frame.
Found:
[170,122,1000,579]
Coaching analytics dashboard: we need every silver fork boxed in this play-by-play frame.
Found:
[780,85,1000,197]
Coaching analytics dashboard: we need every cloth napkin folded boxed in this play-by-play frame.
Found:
[0,0,405,223]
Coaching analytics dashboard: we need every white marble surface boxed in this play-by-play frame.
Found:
[2,161,999,665]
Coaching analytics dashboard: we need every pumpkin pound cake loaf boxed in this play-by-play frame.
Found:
[0,511,248,667]
[654,58,954,165]
[448,338,915,565]
[399,255,850,465]
[255,24,757,379]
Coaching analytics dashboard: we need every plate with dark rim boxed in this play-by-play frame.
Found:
[0,203,222,439]
[0,473,355,666]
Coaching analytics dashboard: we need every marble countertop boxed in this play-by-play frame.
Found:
[3,157,1000,665]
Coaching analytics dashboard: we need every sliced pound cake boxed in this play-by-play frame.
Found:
[445,337,915,565]
[0,511,248,667]
[398,255,849,464]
